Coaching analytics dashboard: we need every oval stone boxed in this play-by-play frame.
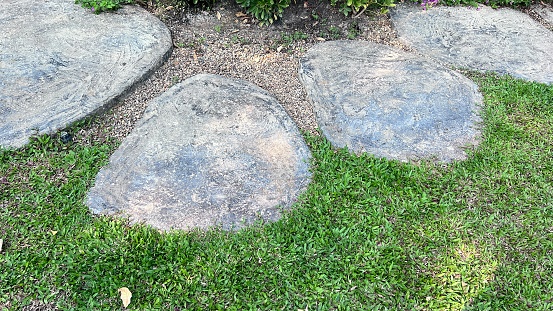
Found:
[0,0,172,148]
[87,74,312,231]
[390,3,553,84]
[299,40,482,162]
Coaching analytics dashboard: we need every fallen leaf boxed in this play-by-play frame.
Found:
[165,5,173,10]
[50,230,58,236]
[118,287,132,308]
[216,11,222,20]
[235,12,247,18]
[316,37,326,41]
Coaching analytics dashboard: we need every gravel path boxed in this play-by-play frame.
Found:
[75,1,552,146]
[76,0,405,145]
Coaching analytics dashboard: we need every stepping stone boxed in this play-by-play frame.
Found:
[299,40,482,162]
[0,0,172,149]
[87,74,312,231]
[390,3,553,84]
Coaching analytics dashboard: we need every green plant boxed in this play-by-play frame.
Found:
[281,31,308,45]
[311,10,319,20]
[328,26,342,39]
[330,0,395,16]
[75,0,133,13]
[272,31,309,52]
[347,21,361,39]
[234,0,291,25]
[214,24,222,33]
[229,35,251,45]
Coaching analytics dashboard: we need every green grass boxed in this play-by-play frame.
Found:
[1,73,553,310]
[272,31,310,52]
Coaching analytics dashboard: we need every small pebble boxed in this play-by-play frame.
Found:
[60,131,73,144]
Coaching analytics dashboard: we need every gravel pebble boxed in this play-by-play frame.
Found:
[72,2,551,146]
[75,1,406,145]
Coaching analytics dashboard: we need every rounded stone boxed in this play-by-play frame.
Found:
[299,40,482,162]
[0,0,172,148]
[87,74,312,231]
[390,3,553,84]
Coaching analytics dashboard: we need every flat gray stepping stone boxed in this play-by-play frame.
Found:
[87,74,311,231]
[299,40,482,162]
[0,0,172,149]
[390,4,553,84]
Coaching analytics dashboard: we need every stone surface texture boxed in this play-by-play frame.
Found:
[87,74,312,231]
[299,40,482,162]
[390,4,553,84]
[0,0,172,148]
[533,4,553,25]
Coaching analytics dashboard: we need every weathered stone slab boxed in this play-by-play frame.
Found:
[533,4,553,25]
[390,3,553,84]
[87,74,311,231]
[299,40,482,162]
[0,0,172,149]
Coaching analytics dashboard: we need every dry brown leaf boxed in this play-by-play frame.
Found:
[235,12,247,18]
[216,11,222,20]
[118,287,132,308]
[50,230,58,236]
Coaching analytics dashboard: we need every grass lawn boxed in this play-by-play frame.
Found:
[1,72,553,310]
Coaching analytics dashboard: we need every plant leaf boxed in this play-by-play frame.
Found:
[118,287,132,308]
